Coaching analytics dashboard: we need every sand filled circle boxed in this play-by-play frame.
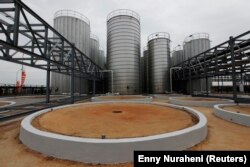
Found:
[91,95,153,102]
[222,105,250,115]
[214,104,250,127]
[0,101,9,106]
[32,103,197,139]
[177,97,229,101]
[0,101,15,108]
[169,97,233,107]
[20,102,207,164]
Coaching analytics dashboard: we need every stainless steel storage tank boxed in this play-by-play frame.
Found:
[183,33,210,60]
[90,34,100,65]
[99,49,105,69]
[172,45,184,66]
[140,56,144,93]
[107,9,141,94]
[148,32,171,94]
[183,33,211,94]
[51,10,90,94]
[143,46,149,93]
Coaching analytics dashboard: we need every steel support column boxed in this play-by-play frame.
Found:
[45,28,50,103]
[70,46,75,104]
[93,79,96,96]
[204,54,209,96]
[5,26,11,56]
[46,61,50,103]
[230,36,237,102]
[13,2,20,46]
[188,60,192,95]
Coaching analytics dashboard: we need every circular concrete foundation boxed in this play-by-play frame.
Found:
[91,95,153,102]
[169,97,233,107]
[0,101,16,108]
[214,104,250,127]
[20,102,207,164]
[32,103,197,139]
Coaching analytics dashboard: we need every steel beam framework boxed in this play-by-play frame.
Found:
[172,30,250,102]
[0,0,103,103]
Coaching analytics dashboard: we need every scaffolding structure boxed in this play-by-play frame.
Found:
[0,0,104,103]
[172,31,250,102]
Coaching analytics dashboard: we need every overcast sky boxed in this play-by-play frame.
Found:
[0,0,250,85]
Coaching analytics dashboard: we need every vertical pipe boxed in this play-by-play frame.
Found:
[230,36,237,102]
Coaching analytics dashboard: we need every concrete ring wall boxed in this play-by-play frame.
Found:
[20,102,207,164]
[169,97,233,107]
[91,96,153,102]
[214,104,250,127]
[0,101,16,108]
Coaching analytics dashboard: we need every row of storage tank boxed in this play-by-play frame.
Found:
[107,9,211,94]
[141,32,211,94]
[51,10,106,94]
[51,9,211,95]
[171,33,210,67]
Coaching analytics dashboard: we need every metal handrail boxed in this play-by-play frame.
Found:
[90,33,99,41]
[173,45,183,52]
[107,9,140,21]
[54,9,90,25]
[184,33,209,43]
[148,32,170,41]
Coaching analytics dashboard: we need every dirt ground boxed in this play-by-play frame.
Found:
[0,121,132,167]
[152,98,169,103]
[15,95,66,99]
[0,102,9,106]
[33,103,196,139]
[222,105,250,115]
[191,106,250,150]
[177,97,228,101]
[94,95,148,100]
[0,97,250,167]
